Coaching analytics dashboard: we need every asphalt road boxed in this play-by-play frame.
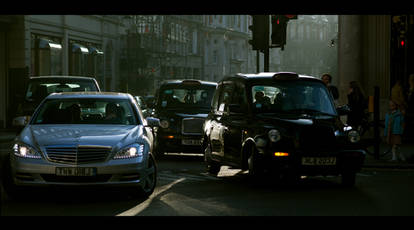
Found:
[1,152,414,216]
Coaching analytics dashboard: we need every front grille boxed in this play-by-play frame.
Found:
[298,125,336,152]
[182,118,205,135]
[46,145,111,165]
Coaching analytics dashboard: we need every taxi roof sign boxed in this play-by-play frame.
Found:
[272,72,299,80]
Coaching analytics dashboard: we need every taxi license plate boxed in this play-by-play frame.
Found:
[182,139,201,146]
[302,157,336,166]
[56,167,96,176]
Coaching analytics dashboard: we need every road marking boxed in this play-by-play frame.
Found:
[158,171,221,182]
[116,177,185,216]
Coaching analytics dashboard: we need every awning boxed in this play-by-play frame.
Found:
[88,46,104,55]
[38,38,62,50]
[72,43,89,54]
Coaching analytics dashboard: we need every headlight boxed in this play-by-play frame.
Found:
[13,143,41,159]
[348,130,360,143]
[268,129,281,142]
[113,144,144,159]
[160,120,169,129]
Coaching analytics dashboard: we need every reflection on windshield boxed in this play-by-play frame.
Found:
[159,87,215,109]
[32,98,138,125]
[251,81,336,115]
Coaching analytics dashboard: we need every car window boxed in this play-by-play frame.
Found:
[32,98,139,125]
[251,81,336,115]
[158,85,215,109]
[217,84,234,113]
[25,80,98,102]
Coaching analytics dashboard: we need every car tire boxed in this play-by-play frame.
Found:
[247,146,265,183]
[341,171,356,187]
[134,154,157,198]
[204,142,220,176]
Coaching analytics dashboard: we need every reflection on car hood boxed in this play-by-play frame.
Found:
[256,113,337,127]
[20,125,144,150]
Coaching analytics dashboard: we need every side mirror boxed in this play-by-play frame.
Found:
[336,105,351,116]
[12,116,31,127]
[146,117,160,128]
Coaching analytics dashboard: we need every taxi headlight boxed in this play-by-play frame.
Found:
[13,143,41,159]
[160,120,169,129]
[348,130,360,143]
[114,144,144,159]
[268,129,281,143]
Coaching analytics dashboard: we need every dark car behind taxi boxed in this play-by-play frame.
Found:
[202,72,365,186]
[152,79,217,157]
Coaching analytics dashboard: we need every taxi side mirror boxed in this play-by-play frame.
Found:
[336,105,351,116]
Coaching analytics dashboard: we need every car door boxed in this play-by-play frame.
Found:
[209,82,233,160]
[222,82,249,164]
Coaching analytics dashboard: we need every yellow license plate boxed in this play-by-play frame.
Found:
[301,157,336,166]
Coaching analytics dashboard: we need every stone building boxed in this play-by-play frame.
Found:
[0,15,122,128]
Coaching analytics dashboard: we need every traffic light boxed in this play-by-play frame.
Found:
[271,15,297,50]
[248,15,269,51]
[271,15,288,49]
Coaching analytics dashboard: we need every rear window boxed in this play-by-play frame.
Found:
[25,78,99,102]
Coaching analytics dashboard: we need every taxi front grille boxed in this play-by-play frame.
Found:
[45,146,111,165]
[298,125,336,152]
[182,118,205,135]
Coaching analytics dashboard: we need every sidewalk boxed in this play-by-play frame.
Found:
[1,128,414,169]
[362,141,414,169]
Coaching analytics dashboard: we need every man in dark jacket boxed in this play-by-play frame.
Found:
[321,73,339,102]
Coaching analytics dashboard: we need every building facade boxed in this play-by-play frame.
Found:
[0,15,123,128]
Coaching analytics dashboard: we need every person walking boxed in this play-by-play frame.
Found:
[347,81,367,130]
[391,79,407,115]
[384,99,406,162]
[321,73,339,104]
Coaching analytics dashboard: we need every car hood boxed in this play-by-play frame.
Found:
[19,125,144,150]
[256,113,340,129]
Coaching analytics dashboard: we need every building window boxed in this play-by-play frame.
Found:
[31,34,62,76]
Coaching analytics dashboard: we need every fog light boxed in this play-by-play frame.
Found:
[274,152,289,157]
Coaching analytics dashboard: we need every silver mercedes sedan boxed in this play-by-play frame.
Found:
[4,92,160,198]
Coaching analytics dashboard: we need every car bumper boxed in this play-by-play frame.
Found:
[10,154,148,188]
[262,149,366,176]
[157,134,203,153]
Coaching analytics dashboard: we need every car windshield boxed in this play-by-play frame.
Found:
[158,85,216,110]
[251,81,337,116]
[32,98,139,125]
[25,79,99,103]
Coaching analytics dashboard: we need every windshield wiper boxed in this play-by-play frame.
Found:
[285,108,336,116]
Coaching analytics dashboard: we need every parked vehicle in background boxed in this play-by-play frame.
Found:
[13,76,101,130]
[202,72,365,187]
[4,92,160,199]
[151,79,217,157]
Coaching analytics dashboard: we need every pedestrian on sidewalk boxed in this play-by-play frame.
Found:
[384,99,406,162]
[321,73,339,105]
[347,81,367,130]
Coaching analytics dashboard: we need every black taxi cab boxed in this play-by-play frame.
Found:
[202,72,365,186]
[152,79,217,157]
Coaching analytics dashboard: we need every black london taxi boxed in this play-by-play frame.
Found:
[202,72,365,186]
[152,79,217,157]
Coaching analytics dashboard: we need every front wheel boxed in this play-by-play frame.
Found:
[204,142,220,176]
[133,154,157,198]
